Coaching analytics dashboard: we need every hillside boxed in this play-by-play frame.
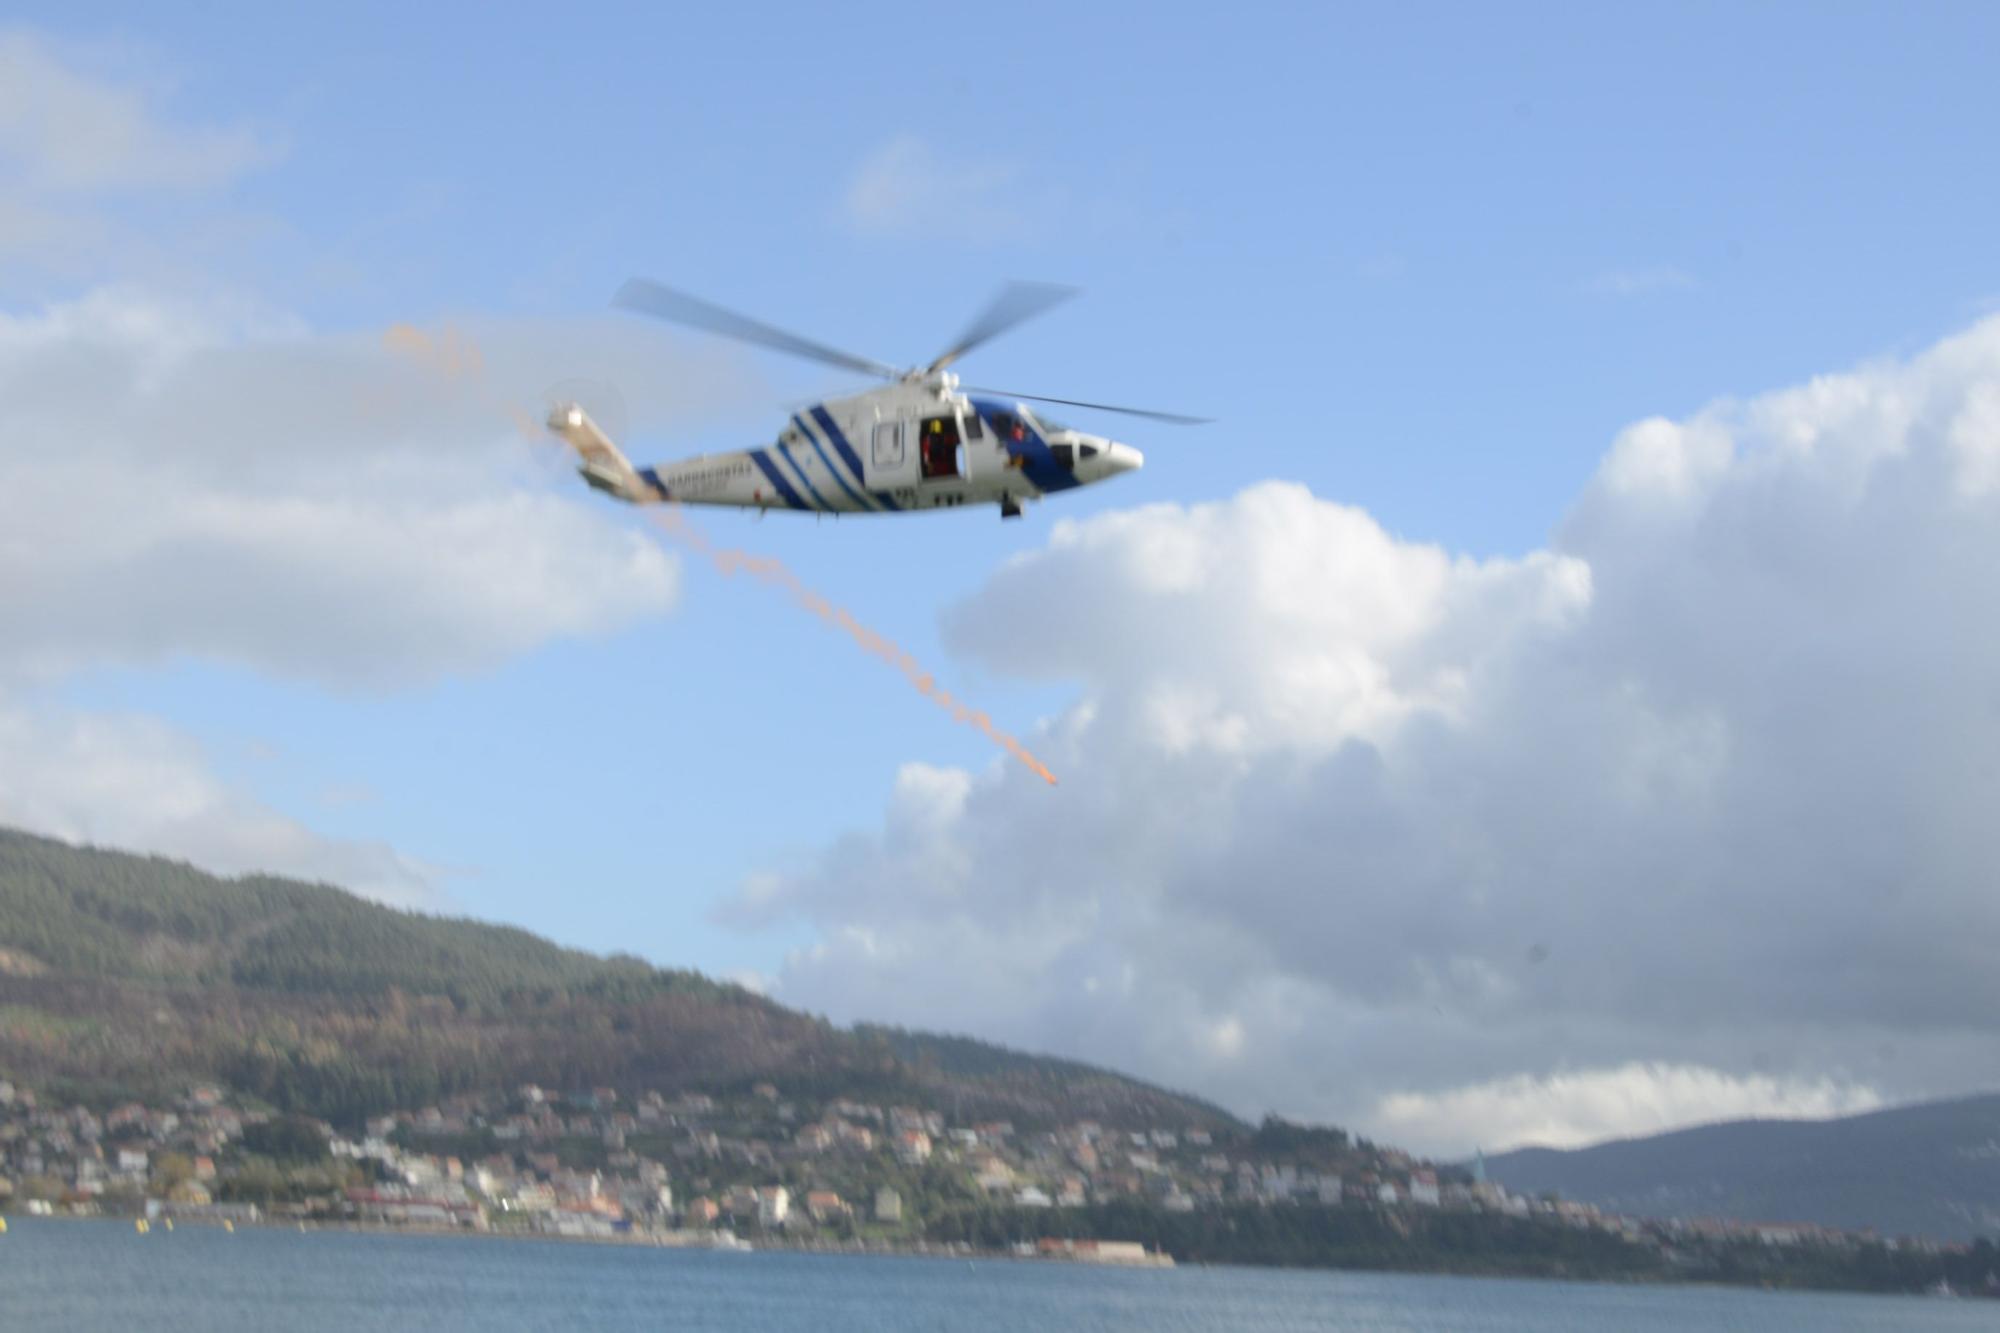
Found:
[0,827,1238,1133]
[1482,1096,2000,1242]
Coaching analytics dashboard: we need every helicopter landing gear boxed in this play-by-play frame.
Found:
[999,496,1023,520]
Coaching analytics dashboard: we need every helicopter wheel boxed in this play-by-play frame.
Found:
[1000,496,1023,520]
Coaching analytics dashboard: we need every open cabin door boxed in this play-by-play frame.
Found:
[918,413,972,483]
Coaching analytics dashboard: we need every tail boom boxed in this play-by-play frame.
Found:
[548,403,649,502]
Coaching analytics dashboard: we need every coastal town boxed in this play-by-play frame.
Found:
[1,1072,1992,1292]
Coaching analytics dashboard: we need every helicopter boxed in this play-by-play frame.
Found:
[550,278,1206,520]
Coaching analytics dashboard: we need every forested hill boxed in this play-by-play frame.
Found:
[1483,1095,2000,1243]
[0,827,1239,1133]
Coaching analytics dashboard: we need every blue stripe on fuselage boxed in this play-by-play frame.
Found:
[968,397,1078,494]
[776,442,832,511]
[811,406,900,511]
[793,414,874,512]
[748,448,809,510]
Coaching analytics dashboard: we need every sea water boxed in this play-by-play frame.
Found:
[0,1218,1989,1331]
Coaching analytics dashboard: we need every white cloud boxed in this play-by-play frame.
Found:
[0,283,759,902]
[0,29,278,194]
[0,288,766,687]
[0,30,781,914]
[1372,1064,1885,1156]
[0,695,441,907]
[727,313,2000,1151]
[841,135,1039,243]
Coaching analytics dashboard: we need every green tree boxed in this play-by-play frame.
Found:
[240,1115,330,1163]
[151,1151,196,1191]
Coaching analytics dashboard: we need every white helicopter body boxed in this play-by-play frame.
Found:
[551,279,1197,520]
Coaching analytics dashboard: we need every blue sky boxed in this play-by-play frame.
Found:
[8,4,2000,1147]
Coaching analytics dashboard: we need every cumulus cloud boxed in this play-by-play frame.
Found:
[0,31,774,911]
[727,315,2000,1155]
[1374,1064,1885,1153]
[0,288,766,687]
[0,695,442,906]
[0,284,766,899]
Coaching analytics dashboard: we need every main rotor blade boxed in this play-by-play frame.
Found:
[962,387,1212,426]
[613,278,900,381]
[927,281,1079,373]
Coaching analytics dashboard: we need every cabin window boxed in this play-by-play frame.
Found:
[919,415,963,481]
[963,411,983,440]
[871,420,904,468]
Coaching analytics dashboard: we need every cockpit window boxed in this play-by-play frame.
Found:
[990,412,1029,443]
[1080,444,1101,459]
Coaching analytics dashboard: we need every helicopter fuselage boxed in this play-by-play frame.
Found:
[556,375,1141,520]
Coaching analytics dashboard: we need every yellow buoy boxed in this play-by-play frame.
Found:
[224,1220,234,1233]
[164,1218,174,1232]
[135,1218,150,1234]
[1,1216,9,1233]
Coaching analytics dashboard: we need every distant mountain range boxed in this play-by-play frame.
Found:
[1482,1095,2000,1242]
[0,827,1238,1134]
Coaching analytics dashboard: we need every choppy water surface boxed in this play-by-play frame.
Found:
[0,1218,1990,1331]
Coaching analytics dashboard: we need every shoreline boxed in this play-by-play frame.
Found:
[3,1209,1173,1267]
[11,1210,1990,1300]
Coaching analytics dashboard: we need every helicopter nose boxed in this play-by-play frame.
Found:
[1072,438,1142,482]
